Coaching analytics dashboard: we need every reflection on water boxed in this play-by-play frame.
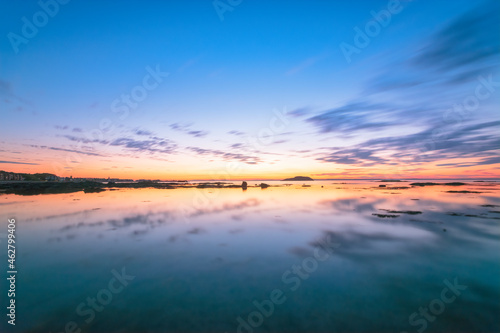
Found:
[1,181,499,332]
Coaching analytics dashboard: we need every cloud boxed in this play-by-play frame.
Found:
[316,148,388,166]
[110,137,177,154]
[28,144,105,157]
[62,135,107,145]
[230,143,244,149]
[187,147,261,164]
[299,1,500,171]
[134,129,153,136]
[228,130,245,136]
[0,160,40,165]
[285,52,330,76]
[314,120,500,167]
[287,107,312,118]
[62,128,178,156]
[0,80,31,112]
[170,123,209,138]
[305,101,398,134]
[364,0,500,99]
[413,0,500,81]
[48,147,104,157]
[187,130,208,138]
[476,156,500,166]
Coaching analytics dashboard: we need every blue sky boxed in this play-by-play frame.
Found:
[0,0,499,179]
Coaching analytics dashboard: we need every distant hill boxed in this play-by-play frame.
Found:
[281,176,314,181]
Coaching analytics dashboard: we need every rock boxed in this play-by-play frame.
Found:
[260,183,270,189]
[281,176,314,181]
[372,213,400,218]
[83,187,106,193]
[241,181,248,190]
[379,209,422,215]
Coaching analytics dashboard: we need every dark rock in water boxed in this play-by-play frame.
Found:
[241,181,248,190]
[83,187,106,193]
[410,182,467,187]
[372,213,400,218]
[480,204,500,208]
[379,185,386,187]
[410,182,440,186]
[446,190,483,193]
[260,183,270,189]
[447,212,464,216]
[281,176,314,181]
[379,179,402,182]
[380,209,422,215]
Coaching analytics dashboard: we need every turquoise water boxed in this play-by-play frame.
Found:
[0,180,499,332]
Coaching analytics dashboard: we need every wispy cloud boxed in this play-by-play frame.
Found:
[110,137,177,155]
[187,147,261,164]
[32,145,105,157]
[170,123,209,138]
[286,52,330,76]
[0,160,40,165]
[227,130,245,136]
[298,1,500,171]
[315,121,500,167]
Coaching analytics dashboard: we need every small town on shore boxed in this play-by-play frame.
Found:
[0,170,134,183]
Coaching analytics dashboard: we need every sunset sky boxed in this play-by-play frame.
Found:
[1,0,499,180]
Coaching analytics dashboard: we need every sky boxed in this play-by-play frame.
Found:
[0,0,499,180]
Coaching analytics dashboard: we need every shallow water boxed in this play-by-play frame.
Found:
[1,180,499,332]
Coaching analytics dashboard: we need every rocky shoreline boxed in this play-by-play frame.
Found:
[0,181,275,195]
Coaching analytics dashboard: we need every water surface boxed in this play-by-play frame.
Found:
[1,180,499,332]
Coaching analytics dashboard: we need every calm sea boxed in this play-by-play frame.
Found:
[0,180,499,332]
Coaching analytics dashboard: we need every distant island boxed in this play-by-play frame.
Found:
[281,176,314,181]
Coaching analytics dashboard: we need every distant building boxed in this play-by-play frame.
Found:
[0,171,24,181]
